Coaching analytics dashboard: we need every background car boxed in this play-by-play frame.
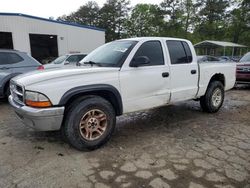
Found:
[41,57,57,65]
[219,56,233,62]
[236,52,250,84]
[0,49,43,98]
[197,55,221,63]
[44,53,87,69]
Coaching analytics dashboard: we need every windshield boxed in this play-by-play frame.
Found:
[240,52,250,63]
[52,55,68,64]
[80,40,138,67]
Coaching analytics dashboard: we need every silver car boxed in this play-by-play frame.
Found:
[44,53,87,69]
[0,49,42,98]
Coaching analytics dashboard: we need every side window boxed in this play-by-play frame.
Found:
[77,55,86,62]
[166,41,193,64]
[0,52,9,65]
[133,41,164,66]
[0,52,23,65]
[67,55,79,63]
[9,53,24,63]
[182,42,193,63]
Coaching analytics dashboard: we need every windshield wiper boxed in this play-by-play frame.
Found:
[83,61,102,67]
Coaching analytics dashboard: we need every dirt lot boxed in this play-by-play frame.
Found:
[0,86,250,188]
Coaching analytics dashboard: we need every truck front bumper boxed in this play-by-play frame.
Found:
[8,95,65,131]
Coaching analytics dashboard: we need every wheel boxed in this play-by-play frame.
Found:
[62,96,116,150]
[200,81,224,113]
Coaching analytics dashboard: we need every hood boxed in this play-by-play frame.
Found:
[237,62,250,67]
[43,63,63,69]
[43,63,77,69]
[12,66,120,86]
[236,62,250,73]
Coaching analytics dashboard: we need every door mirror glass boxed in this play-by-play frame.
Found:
[64,61,70,65]
[130,56,150,67]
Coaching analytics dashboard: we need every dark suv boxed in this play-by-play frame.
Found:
[0,49,42,98]
[236,52,250,84]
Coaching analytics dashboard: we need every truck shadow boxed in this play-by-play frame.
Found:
[11,100,215,151]
[234,84,250,90]
[0,98,8,104]
[9,93,246,153]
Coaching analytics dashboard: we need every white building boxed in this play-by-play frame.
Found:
[0,13,105,63]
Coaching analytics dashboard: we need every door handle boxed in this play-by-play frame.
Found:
[191,70,197,74]
[162,72,169,77]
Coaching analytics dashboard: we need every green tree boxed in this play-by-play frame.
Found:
[194,0,230,40]
[99,0,130,41]
[125,4,164,37]
[160,0,185,37]
[181,0,197,38]
[227,0,250,45]
[57,1,100,26]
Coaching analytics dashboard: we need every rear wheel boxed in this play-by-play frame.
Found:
[62,96,116,150]
[200,81,224,113]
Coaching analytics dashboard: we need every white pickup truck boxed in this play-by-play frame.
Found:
[9,37,236,150]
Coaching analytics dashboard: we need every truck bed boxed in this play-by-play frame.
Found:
[197,62,236,98]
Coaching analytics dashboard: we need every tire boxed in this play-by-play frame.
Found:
[5,86,10,97]
[4,83,10,100]
[62,95,116,151]
[200,81,224,113]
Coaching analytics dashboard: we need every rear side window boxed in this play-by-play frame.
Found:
[78,55,86,62]
[166,41,193,64]
[0,52,24,65]
[67,55,79,63]
[182,42,193,63]
[133,41,164,66]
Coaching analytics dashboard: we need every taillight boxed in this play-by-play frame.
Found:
[37,65,44,70]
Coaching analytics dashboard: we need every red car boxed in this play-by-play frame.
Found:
[236,52,250,84]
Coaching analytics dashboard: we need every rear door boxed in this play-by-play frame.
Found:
[7,52,40,74]
[166,40,199,102]
[120,40,171,113]
[0,52,22,75]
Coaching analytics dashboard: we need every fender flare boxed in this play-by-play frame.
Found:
[59,84,123,115]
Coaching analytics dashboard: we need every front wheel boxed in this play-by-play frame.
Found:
[63,96,116,150]
[200,81,224,113]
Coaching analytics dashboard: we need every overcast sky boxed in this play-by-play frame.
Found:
[1,0,163,19]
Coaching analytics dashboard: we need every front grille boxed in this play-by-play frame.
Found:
[237,67,250,73]
[10,81,24,105]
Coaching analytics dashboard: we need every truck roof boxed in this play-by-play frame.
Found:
[119,37,191,43]
[0,49,19,52]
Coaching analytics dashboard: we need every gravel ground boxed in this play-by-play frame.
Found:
[0,86,250,188]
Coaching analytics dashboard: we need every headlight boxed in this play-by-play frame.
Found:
[25,91,52,108]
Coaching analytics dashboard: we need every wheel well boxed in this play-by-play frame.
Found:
[209,73,225,87]
[64,90,123,116]
[3,80,10,96]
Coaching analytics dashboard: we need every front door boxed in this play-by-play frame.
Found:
[120,40,171,113]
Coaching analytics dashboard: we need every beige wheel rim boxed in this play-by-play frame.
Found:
[212,88,222,107]
[79,109,107,141]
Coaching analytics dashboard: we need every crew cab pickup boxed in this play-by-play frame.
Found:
[9,37,236,150]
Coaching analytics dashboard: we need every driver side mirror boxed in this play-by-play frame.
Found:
[130,56,150,67]
[64,61,70,65]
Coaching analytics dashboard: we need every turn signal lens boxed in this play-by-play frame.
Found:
[25,100,52,108]
[25,91,52,108]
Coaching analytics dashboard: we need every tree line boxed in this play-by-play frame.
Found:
[57,0,250,47]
